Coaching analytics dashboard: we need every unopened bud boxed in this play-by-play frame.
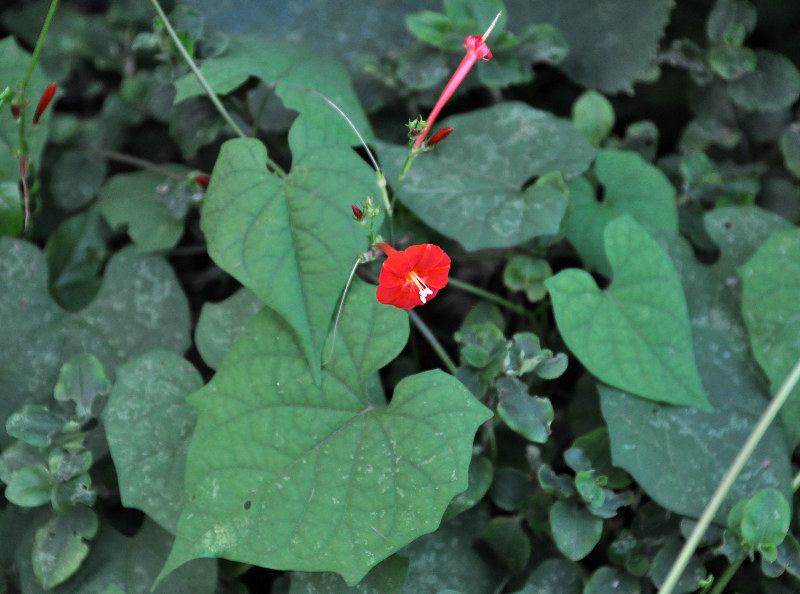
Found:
[10,104,20,119]
[427,127,454,147]
[33,82,57,125]
[194,174,210,189]
[352,204,364,220]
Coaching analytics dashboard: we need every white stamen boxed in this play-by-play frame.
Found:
[419,287,434,303]
[482,12,502,42]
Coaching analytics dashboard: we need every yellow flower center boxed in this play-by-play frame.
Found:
[406,270,434,304]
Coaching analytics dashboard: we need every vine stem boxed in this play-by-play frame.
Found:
[447,277,535,322]
[21,0,60,93]
[148,0,288,178]
[88,148,185,180]
[658,354,800,594]
[149,0,245,139]
[408,310,457,374]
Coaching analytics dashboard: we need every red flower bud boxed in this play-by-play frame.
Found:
[33,82,57,125]
[427,127,454,147]
[10,104,20,119]
[194,174,210,189]
[352,204,364,220]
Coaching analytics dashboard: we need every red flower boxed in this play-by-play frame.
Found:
[413,13,500,149]
[375,243,451,309]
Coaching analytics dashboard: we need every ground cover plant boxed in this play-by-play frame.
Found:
[1,0,800,592]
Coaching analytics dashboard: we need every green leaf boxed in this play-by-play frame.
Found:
[0,37,49,172]
[0,180,23,237]
[503,255,551,302]
[548,500,602,561]
[0,239,191,446]
[547,216,709,410]
[649,536,707,594]
[45,208,107,311]
[195,288,263,370]
[173,36,371,150]
[50,151,107,211]
[521,0,673,92]
[502,332,567,379]
[739,227,800,447]
[53,353,111,420]
[33,507,99,589]
[4,464,52,507]
[162,280,491,585]
[289,555,409,594]
[480,516,530,573]
[169,97,226,158]
[516,557,583,594]
[200,137,373,379]
[728,50,800,112]
[600,207,793,522]
[780,123,800,180]
[380,102,595,251]
[99,167,191,252]
[6,405,66,447]
[491,466,535,512]
[399,507,495,593]
[16,520,216,594]
[571,91,615,145]
[740,488,791,549]
[444,454,493,522]
[583,566,641,594]
[564,149,678,277]
[496,377,553,443]
[103,351,202,533]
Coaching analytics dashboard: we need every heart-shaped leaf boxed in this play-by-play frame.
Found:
[546,216,709,410]
[161,280,491,585]
[600,207,793,522]
[378,102,595,251]
[0,239,191,446]
[201,137,375,379]
[564,149,678,276]
[103,351,202,533]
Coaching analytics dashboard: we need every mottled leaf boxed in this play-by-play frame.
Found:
[380,102,595,251]
[0,239,191,446]
[103,351,202,533]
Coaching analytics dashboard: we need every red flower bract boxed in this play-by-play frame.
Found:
[375,243,451,309]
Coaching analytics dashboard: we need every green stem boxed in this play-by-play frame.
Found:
[407,309,457,374]
[447,277,535,321]
[88,148,185,180]
[21,0,60,93]
[149,0,248,140]
[324,259,361,366]
[793,469,800,494]
[658,354,800,594]
[708,554,745,594]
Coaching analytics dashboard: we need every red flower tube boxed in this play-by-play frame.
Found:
[413,14,499,149]
[375,243,451,309]
[33,82,57,125]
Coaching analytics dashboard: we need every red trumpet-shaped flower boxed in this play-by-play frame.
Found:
[375,243,451,309]
[413,13,499,149]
